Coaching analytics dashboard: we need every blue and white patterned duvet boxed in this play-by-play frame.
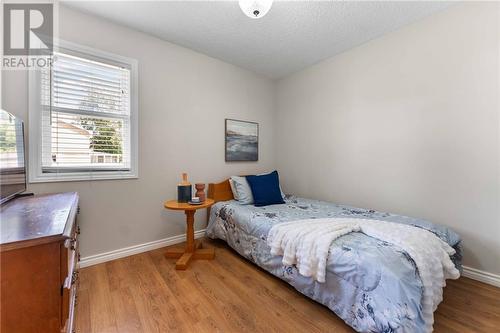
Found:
[206,196,462,333]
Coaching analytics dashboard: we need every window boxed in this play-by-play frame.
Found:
[29,42,138,182]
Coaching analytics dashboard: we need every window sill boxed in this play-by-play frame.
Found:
[29,171,138,183]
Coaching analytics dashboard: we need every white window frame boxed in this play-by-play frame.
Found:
[28,40,139,183]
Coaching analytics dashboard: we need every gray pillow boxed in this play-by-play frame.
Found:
[230,176,254,205]
[229,179,239,200]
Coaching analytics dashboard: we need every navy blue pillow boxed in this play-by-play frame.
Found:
[246,171,285,207]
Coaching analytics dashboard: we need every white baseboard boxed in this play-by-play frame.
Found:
[79,229,207,268]
[462,265,500,288]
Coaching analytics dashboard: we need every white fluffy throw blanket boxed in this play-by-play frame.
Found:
[267,218,460,332]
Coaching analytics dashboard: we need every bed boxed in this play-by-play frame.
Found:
[206,179,462,333]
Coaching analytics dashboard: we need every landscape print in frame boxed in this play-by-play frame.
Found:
[225,119,259,161]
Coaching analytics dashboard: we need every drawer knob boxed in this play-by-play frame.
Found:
[64,238,77,250]
[71,270,79,285]
[70,238,77,250]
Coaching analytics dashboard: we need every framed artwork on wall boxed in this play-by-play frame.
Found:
[225,119,258,162]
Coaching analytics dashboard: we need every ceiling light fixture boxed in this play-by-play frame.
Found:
[239,0,273,19]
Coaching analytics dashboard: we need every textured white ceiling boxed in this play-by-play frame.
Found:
[62,1,453,79]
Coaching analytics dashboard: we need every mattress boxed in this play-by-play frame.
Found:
[206,195,462,333]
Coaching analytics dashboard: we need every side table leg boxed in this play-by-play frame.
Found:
[176,253,193,270]
[185,210,195,253]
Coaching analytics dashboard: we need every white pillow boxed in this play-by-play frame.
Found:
[228,179,239,201]
[230,176,254,205]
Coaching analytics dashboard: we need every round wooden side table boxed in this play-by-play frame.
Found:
[163,198,215,270]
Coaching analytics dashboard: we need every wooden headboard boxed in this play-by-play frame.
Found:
[207,178,234,219]
[208,179,234,203]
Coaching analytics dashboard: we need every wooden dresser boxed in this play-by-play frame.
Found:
[0,192,80,333]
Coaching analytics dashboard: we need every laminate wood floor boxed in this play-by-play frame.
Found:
[75,239,500,333]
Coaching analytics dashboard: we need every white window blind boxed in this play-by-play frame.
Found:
[40,51,132,173]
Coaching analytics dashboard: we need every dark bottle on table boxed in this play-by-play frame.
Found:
[177,173,192,203]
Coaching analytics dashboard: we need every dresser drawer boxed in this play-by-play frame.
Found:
[64,234,79,289]
[61,220,80,332]
[62,282,78,333]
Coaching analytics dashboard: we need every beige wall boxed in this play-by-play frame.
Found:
[1,6,276,257]
[275,2,500,275]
